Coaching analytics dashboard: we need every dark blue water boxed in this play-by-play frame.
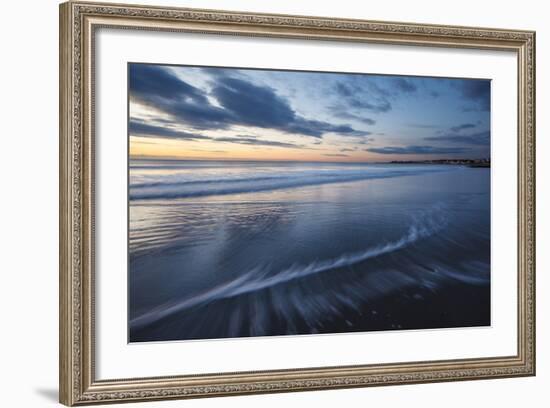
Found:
[128,160,490,342]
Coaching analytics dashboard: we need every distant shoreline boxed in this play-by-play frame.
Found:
[390,159,490,168]
[129,156,490,167]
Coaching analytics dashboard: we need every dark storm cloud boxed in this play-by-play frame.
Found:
[450,123,476,132]
[214,136,301,148]
[129,120,211,140]
[366,145,470,155]
[424,130,490,146]
[455,80,491,112]
[129,64,367,139]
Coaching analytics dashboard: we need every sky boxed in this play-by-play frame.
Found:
[128,63,491,162]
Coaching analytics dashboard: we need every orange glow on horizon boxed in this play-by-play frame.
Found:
[129,136,386,162]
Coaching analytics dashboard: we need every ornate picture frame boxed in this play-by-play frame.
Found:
[59,1,535,405]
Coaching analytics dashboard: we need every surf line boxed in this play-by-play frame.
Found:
[130,205,448,330]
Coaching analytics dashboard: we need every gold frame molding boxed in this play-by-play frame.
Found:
[59,1,536,405]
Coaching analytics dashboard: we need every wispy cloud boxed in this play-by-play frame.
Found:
[129,120,210,140]
[333,81,392,113]
[214,136,302,148]
[130,65,230,129]
[332,110,376,125]
[424,130,490,146]
[450,123,476,132]
[130,64,368,139]
[129,64,491,161]
[366,145,470,155]
[408,123,440,129]
[392,78,417,93]
[454,80,491,112]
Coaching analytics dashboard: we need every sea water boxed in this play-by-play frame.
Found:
[128,159,490,342]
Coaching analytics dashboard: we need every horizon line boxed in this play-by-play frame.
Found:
[129,155,490,164]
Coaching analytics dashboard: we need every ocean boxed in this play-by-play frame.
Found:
[128,159,491,342]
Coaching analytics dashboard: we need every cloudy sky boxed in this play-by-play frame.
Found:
[129,63,490,162]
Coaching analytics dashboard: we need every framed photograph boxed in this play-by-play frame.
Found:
[59,1,536,405]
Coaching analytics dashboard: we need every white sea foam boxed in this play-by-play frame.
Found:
[130,203,449,330]
[130,164,452,200]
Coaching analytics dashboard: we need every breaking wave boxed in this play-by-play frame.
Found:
[130,166,451,200]
[130,204,448,330]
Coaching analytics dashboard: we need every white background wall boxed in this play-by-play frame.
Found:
[0,0,546,407]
